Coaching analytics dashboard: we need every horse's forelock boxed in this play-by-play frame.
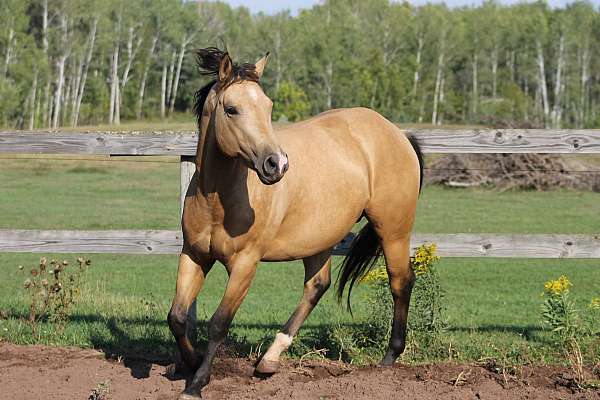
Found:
[195,47,260,92]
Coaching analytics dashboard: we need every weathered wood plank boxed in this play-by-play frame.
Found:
[407,129,600,154]
[0,230,182,254]
[2,129,600,155]
[1,230,599,258]
[0,132,197,155]
[335,233,600,258]
[416,233,600,258]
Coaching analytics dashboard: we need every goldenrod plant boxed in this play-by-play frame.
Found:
[541,276,600,387]
[541,276,578,339]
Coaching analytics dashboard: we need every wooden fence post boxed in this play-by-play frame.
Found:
[180,155,197,345]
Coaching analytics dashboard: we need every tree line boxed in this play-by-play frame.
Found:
[1,0,599,129]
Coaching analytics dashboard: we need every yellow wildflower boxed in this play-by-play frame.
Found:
[411,244,440,277]
[363,244,440,284]
[589,297,600,311]
[543,275,572,296]
[362,266,388,284]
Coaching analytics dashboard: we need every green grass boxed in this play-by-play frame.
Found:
[0,156,598,365]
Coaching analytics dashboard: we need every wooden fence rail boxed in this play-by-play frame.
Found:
[1,130,599,259]
[2,129,600,155]
[1,230,599,259]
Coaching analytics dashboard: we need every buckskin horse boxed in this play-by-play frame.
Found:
[167,47,423,399]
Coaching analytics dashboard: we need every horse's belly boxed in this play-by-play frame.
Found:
[261,202,363,261]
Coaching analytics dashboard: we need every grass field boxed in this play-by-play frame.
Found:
[0,155,599,365]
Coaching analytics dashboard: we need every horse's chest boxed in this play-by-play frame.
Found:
[184,204,254,264]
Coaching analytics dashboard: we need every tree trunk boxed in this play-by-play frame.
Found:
[578,44,589,128]
[551,34,564,128]
[136,34,159,119]
[274,29,282,92]
[115,26,142,123]
[72,17,98,127]
[41,0,50,128]
[28,70,38,130]
[166,49,176,107]
[325,60,333,109]
[536,40,550,127]
[108,42,120,125]
[52,57,66,129]
[438,74,445,126]
[471,53,478,117]
[432,51,445,125]
[508,50,515,83]
[52,15,69,129]
[115,81,120,125]
[2,27,15,79]
[412,35,423,98]
[160,61,167,119]
[169,35,192,116]
[491,46,498,98]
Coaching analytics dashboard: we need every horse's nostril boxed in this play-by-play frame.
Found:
[264,155,278,175]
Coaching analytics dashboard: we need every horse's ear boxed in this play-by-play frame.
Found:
[254,52,270,78]
[218,52,233,82]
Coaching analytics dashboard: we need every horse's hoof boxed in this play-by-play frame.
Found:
[254,358,280,377]
[178,392,201,400]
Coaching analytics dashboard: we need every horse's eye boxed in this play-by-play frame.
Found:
[224,105,238,115]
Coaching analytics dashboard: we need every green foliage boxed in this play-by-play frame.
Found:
[272,81,310,122]
[1,0,600,128]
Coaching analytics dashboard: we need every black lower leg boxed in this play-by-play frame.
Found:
[183,312,230,394]
[168,303,199,370]
[381,269,415,365]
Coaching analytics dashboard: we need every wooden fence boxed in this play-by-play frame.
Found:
[1,129,600,259]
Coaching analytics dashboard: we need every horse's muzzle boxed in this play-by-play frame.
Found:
[258,152,288,185]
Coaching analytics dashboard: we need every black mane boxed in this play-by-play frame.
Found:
[193,80,216,125]
[193,47,261,125]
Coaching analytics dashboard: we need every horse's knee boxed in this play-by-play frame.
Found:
[168,304,188,337]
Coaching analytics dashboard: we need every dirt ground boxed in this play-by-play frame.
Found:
[1,343,598,400]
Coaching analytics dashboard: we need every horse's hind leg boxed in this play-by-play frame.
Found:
[379,235,415,365]
[168,248,214,371]
[255,250,332,375]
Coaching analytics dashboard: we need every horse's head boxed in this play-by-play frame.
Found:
[196,47,288,185]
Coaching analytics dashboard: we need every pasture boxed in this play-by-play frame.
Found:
[1,155,599,366]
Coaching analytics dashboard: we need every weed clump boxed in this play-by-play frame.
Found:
[20,257,91,339]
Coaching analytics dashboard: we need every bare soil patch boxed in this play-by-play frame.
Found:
[1,343,598,400]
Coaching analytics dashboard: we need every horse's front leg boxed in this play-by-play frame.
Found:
[255,250,331,375]
[168,249,214,371]
[179,253,258,400]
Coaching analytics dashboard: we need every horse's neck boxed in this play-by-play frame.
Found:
[195,112,246,194]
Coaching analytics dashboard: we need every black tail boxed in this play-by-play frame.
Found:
[336,222,382,313]
[407,134,424,193]
[335,134,424,312]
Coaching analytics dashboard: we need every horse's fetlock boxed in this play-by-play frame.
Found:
[389,337,406,354]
